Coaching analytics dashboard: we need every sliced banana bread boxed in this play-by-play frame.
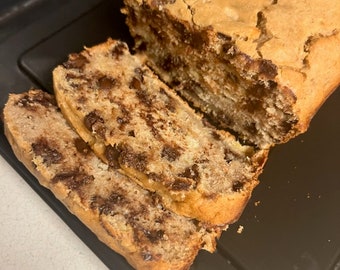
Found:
[53,39,268,226]
[3,89,221,270]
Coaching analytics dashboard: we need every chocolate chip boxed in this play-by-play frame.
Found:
[32,138,62,166]
[119,144,148,173]
[160,54,183,72]
[116,105,131,128]
[178,164,200,181]
[105,144,122,169]
[90,195,106,212]
[258,60,278,79]
[172,20,208,50]
[111,41,127,59]
[222,42,236,57]
[82,111,106,138]
[91,196,109,214]
[91,192,127,215]
[84,111,104,132]
[63,53,89,69]
[242,98,263,113]
[170,178,193,191]
[279,118,298,134]
[136,89,152,107]
[244,122,257,135]
[245,82,271,99]
[232,181,244,192]
[128,130,135,137]
[16,91,55,110]
[144,229,164,243]
[129,77,142,91]
[161,144,182,162]
[52,171,94,190]
[108,192,127,205]
[189,30,209,50]
[74,138,90,155]
[144,113,161,139]
[136,41,147,51]
[97,76,117,90]
[211,131,221,140]
[217,32,232,41]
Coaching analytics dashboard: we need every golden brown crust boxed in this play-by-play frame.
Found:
[285,31,340,132]
[53,39,268,226]
[3,89,220,270]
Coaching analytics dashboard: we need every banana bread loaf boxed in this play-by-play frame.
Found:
[53,39,268,226]
[3,89,221,270]
[123,0,340,148]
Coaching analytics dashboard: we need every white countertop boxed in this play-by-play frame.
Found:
[0,155,108,270]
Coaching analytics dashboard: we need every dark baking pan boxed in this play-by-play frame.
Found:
[0,0,339,269]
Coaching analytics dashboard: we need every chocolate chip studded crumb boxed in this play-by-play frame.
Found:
[16,91,55,110]
[161,143,182,162]
[32,138,62,166]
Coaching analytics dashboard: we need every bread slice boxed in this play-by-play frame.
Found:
[52,39,268,226]
[3,89,221,270]
[122,0,340,148]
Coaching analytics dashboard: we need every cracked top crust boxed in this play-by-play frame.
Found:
[148,0,339,66]
[138,0,340,131]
